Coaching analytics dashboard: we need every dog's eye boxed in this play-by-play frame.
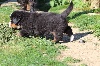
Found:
[12,18,20,24]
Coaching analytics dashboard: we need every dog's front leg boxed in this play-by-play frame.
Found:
[17,29,30,37]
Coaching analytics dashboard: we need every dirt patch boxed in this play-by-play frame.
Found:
[57,23,100,66]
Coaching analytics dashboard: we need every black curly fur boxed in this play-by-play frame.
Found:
[10,1,74,42]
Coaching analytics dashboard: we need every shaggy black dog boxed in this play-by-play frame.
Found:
[9,1,74,42]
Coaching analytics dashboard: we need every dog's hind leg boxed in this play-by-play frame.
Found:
[64,26,74,42]
[51,32,63,43]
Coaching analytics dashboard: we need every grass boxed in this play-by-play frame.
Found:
[0,38,65,66]
[0,6,15,23]
[68,12,100,38]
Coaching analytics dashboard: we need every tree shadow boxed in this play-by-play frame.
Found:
[61,31,92,43]
[0,0,17,6]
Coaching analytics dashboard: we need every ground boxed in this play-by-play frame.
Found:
[57,23,100,66]
[1,0,100,66]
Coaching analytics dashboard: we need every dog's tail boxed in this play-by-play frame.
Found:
[61,1,73,18]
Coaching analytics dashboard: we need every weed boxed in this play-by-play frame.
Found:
[79,63,88,66]
[63,57,81,63]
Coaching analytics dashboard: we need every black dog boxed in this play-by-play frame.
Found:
[17,0,50,12]
[9,1,74,42]
[17,0,37,11]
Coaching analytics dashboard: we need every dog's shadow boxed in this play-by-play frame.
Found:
[61,31,92,43]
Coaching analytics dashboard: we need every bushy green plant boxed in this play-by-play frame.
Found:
[94,8,100,13]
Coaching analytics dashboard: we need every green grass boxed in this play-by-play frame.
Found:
[68,12,100,38]
[0,6,15,23]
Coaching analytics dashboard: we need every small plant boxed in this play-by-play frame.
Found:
[79,63,88,66]
[63,57,81,63]
[58,45,69,50]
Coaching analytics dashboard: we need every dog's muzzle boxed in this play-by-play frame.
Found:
[9,22,21,29]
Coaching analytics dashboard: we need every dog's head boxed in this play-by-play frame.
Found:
[9,11,24,29]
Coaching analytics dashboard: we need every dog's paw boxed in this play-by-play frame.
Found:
[70,35,74,42]
[16,32,22,37]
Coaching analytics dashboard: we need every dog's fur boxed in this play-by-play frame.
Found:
[9,1,74,42]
